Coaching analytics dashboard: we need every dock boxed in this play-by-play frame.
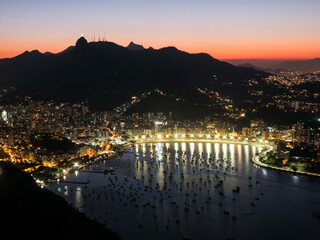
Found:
[79,170,105,174]
[59,180,90,184]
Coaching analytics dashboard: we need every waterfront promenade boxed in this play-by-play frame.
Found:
[136,138,266,146]
[135,137,320,177]
[251,145,320,177]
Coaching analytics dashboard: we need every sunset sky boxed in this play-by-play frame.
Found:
[1,0,319,60]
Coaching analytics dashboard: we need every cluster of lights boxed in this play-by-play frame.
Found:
[35,179,45,188]
[134,134,269,144]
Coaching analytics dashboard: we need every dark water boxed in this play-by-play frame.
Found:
[47,142,320,240]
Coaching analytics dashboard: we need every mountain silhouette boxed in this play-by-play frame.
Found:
[237,63,286,74]
[0,37,267,115]
[75,36,88,47]
[127,41,145,51]
[238,63,266,72]
[273,58,320,73]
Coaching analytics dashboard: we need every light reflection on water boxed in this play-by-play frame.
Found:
[47,142,320,240]
[229,144,235,164]
[222,143,227,160]
[244,145,249,164]
[74,186,82,210]
[141,143,146,157]
[181,142,186,152]
[190,142,195,154]
[237,144,242,168]
[214,143,220,159]
[198,142,203,154]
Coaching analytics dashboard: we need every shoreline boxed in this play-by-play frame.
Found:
[251,145,320,178]
[39,147,125,185]
[135,139,320,178]
[135,139,265,146]
[46,140,320,183]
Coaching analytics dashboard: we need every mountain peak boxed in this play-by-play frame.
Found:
[30,50,41,55]
[127,41,145,51]
[75,36,88,48]
[15,50,42,59]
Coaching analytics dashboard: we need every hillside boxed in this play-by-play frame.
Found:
[0,162,120,239]
[0,37,267,113]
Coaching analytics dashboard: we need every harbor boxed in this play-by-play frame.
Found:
[47,142,320,240]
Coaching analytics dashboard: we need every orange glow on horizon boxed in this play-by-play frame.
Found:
[1,0,319,61]
[0,38,319,60]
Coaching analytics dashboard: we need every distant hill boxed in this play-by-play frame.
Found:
[274,58,320,73]
[0,37,268,115]
[227,58,320,73]
[237,63,267,72]
[223,59,284,69]
[237,63,286,74]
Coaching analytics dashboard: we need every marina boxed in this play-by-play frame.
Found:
[47,142,320,240]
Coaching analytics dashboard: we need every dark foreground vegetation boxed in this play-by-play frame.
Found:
[0,162,120,240]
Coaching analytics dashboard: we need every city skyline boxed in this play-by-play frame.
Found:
[1,0,320,60]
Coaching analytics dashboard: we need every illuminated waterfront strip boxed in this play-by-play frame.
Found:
[136,138,320,177]
[136,138,266,145]
[252,145,320,177]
